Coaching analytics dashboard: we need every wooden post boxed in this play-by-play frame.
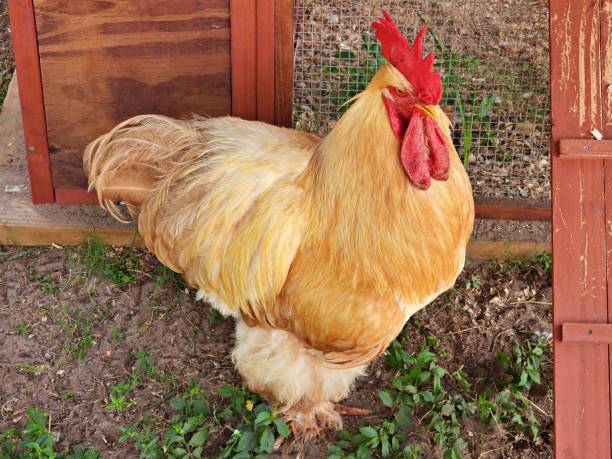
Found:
[274,0,294,127]
[7,0,54,203]
[230,0,279,124]
[601,0,612,452]
[551,1,610,457]
[230,0,258,120]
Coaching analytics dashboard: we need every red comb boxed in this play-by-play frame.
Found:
[372,12,442,105]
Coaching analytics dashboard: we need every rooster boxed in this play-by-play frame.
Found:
[84,13,474,438]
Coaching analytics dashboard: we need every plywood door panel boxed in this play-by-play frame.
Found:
[33,0,231,189]
[551,0,610,457]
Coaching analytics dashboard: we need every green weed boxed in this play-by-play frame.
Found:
[330,335,549,458]
[106,374,139,411]
[13,322,29,336]
[17,363,45,377]
[0,408,100,458]
[79,235,140,285]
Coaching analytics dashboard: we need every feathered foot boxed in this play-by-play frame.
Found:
[282,401,343,442]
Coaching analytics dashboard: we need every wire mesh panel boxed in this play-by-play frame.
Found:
[293,0,550,202]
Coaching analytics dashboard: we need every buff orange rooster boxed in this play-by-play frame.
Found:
[84,13,474,439]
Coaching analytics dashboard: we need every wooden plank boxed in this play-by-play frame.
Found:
[600,0,612,451]
[559,139,612,158]
[256,0,275,124]
[0,224,144,248]
[551,1,610,457]
[474,199,551,221]
[55,188,98,205]
[231,0,257,120]
[562,323,612,344]
[7,0,54,203]
[467,240,550,260]
[33,0,231,190]
[274,0,293,127]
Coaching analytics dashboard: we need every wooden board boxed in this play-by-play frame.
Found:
[551,1,610,457]
[562,323,612,344]
[559,139,612,159]
[7,0,54,203]
[33,0,232,190]
[601,0,612,450]
[230,0,257,120]
[474,198,551,221]
[274,0,293,127]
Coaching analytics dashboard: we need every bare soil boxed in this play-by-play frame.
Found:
[0,0,13,107]
[0,246,552,458]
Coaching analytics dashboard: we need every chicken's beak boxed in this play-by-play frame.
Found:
[415,104,439,120]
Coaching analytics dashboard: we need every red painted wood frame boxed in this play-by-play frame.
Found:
[7,0,54,203]
[551,0,612,457]
[7,0,293,205]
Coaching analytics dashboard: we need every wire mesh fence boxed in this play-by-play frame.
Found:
[293,0,550,202]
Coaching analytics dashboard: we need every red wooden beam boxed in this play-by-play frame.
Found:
[230,0,257,120]
[256,0,275,124]
[7,0,54,203]
[562,323,612,344]
[475,200,551,221]
[551,1,610,458]
[559,139,612,159]
[600,0,612,452]
[274,0,293,127]
[55,188,98,206]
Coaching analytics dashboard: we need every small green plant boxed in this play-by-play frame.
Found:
[120,382,211,458]
[106,351,177,413]
[153,264,186,291]
[0,408,100,458]
[27,269,60,294]
[17,363,45,377]
[111,325,123,344]
[531,252,552,275]
[477,338,549,441]
[468,274,481,289]
[13,322,29,336]
[106,375,139,411]
[64,335,95,361]
[80,235,140,285]
[217,385,290,458]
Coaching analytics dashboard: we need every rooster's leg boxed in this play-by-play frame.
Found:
[232,320,366,442]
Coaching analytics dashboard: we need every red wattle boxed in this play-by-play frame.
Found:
[382,96,406,142]
[401,111,430,190]
[424,116,450,181]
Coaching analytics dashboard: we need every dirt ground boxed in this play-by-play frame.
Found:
[0,0,13,107]
[0,245,552,458]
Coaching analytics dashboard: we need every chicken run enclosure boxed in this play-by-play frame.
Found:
[9,0,550,221]
[293,0,550,218]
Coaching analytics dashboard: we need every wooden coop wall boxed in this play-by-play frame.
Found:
[7,0,292,204]
[551,0,612,457]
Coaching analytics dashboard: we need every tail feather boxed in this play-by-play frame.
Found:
[83,115,205,221]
